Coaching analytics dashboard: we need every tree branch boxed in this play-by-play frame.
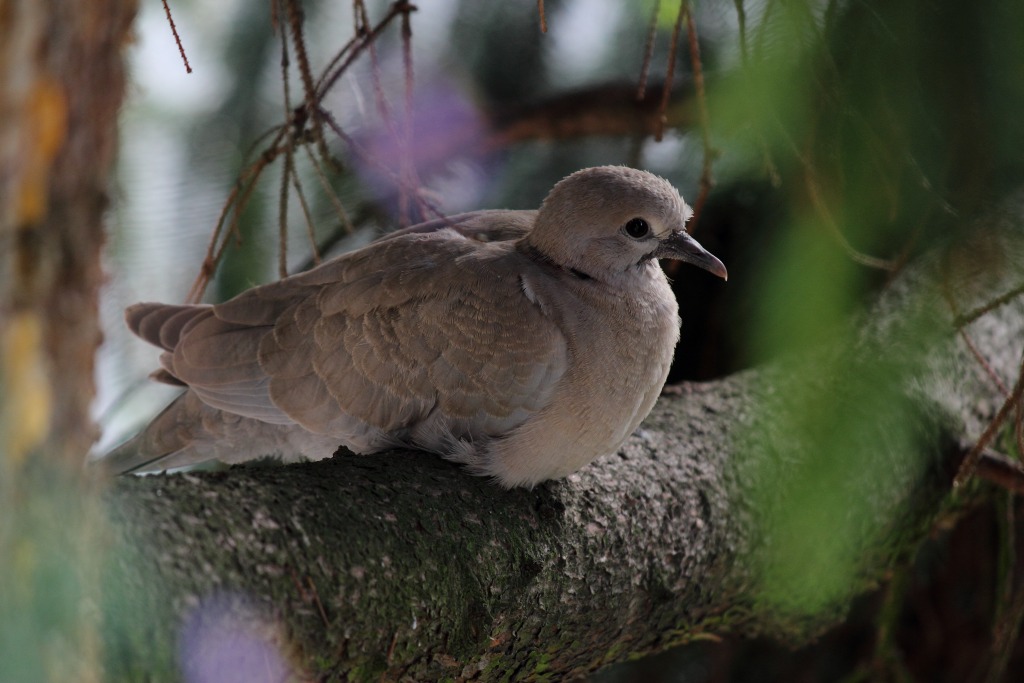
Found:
[103,202,1024,681]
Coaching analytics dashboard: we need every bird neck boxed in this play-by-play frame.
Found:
[516,239,593,281]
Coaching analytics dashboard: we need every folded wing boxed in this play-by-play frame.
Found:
[125,210,567,455]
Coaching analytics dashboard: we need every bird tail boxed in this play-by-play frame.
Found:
[101,433,178,475]
[98,392,209,475]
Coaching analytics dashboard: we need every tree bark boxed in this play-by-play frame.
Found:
[102,201,1024,681]
[0,2,136,682]
[0,0,137,465]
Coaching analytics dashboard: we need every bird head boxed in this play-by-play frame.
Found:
[529,166,727,282]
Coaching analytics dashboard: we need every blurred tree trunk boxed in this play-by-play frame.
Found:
[0,2,136,681]
[0,0,137,467]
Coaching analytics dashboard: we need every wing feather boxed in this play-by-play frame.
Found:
[125,210,568,450]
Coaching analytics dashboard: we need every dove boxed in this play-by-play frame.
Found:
[105,166,726,488]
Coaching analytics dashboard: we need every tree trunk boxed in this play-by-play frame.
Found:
[0,0,137,464]
[0,2,136,681]
[102,202,1024,681]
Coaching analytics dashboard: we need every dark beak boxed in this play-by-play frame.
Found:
[655,230,728,280]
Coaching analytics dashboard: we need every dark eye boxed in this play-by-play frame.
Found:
[624,217,651,239]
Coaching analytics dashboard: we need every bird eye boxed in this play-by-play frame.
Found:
[623,217,651,239]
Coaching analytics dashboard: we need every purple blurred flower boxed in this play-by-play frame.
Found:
[353,78,491,219]
[178,592,292,683]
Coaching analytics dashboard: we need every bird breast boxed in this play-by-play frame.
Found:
[555,266,680,443]
[492,264,680,483]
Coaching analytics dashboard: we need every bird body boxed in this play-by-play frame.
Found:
[107,167,726,487]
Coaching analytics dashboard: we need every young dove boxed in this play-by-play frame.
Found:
[106,166,726,488]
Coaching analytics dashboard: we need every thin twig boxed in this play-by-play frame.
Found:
[313,32,360,99]
[1016,398,1024,462]
[537,0,548,33]
[303,145,353,243]
[289,155,320,269]
[953,280,1024,329]
[187,138,287,302]
[399,3,419,225]
[961,328,1011,397]
[318,107,444,223]
[804,169,898,271]
[318,2,409,103]
[972,449,1024,495]
[683,2,714,236]
[278,152,293,279]
[867,566,913,682]
[188,0,428,299]
[655,1,687,142]
[939,265,1011,397]
[358,2,411,225]
[636,0,661,100]
[732,0,780,187]
[161,0,193,74]
[307,576,330,628]
[186,120,293,302]
[733,0,748,62]
[285,0,317,113]
[386,631,399,665]
[278,13,294,280]
[985,573,1024,683]
[954,356,1024,489]
[283,0,332,165]
[980,492,1020,683]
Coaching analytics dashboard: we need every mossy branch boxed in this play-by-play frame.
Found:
[103,202,1024,681]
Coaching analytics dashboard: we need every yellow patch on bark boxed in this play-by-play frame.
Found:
[1,312,52,465]
[14,77,67,225]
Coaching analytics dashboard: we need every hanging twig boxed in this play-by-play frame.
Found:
[288,154,320,268]
[804,168,898,271]
[187,131,288,302]
[397,3,420,225]
[318,107,443,222]
[733,0,783,188]
[318,2,411,101]
[940,243,1024,475]
[655,1,686,142]
[304,145,353,242]
[277,5,294,280]
[957,448,1024,495]
[954,354,1024,489]
[1016,398,1024,462]
[865,566,914,681]
[952,280,1024,329]
[187,1,426,299]
[284,0,331,163]
[733,0,748,62]
[314,32,361,101]
[284,0,317,115]
[683,2,714,236]
[537,0,548,34]
[636,0,661,100]
[161,0,193,74]
[358,1,411,225]
[278,153,294,279]
[939,262,1011,397]
[984,525,1024,682]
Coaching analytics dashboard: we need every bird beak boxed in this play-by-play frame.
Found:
[655,230,728,280]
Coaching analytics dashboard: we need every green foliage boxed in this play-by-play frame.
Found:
[712,0,1023,623]
[1,463,106,682]
[745,344,944,617]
